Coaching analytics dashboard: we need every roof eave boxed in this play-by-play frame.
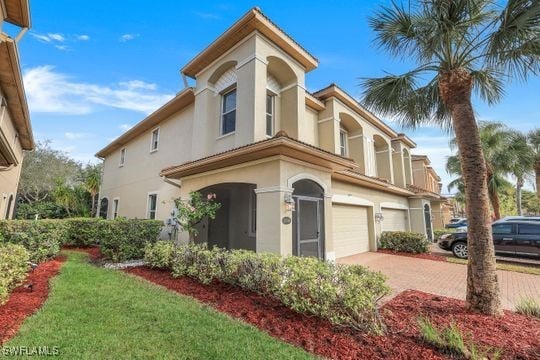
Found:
[4,0,31,28]
[181,8,318,78]
[95,88,195,158]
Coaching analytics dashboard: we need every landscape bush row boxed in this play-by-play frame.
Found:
[0,218,162,262]
[379,231,431,254]
[0,243,29,305]
[144,241,390,333]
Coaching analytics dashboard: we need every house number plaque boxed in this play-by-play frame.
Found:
[282,217,292,224]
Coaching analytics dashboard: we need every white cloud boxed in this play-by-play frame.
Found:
[194,12,221,20]
[65,132,91,140]
[120,33,139,42]
[76,34,90,41]
[23,65,175,115]
[30,33,53,42]
[48,33,65,42]
[119,124,133,131]
[119,80,157,91]
[55,45,69,51]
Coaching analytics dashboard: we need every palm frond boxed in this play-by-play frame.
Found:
[470,68,506,104]
[485,0,540,80]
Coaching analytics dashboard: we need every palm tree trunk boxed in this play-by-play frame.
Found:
[485,163,501,220]
[516,178,524,216]
[535,160,540,201]
[439,69,502,315]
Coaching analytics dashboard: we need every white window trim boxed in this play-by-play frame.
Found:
[112,198,120,219]
[146,192,159,220]
[150,127,160,153]
[339,128,348,156]
[266,92,275,137]
[248,189,257,237]
[119,148,126,167]
[220,87,237,136]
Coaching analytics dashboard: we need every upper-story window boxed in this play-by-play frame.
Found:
[120,148,126,166]
[150,128,159,152]
[221,88,236,135]
[339,128,348,156]
[266,94,275,137]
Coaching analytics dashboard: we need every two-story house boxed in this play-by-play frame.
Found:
[97,8,447,260]
[0,0,33,220]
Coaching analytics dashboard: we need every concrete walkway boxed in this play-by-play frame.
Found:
[338,252,540,310]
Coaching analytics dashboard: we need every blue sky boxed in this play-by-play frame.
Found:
[14,0,539,193]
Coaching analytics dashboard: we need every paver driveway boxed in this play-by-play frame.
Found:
[338,252,540,310]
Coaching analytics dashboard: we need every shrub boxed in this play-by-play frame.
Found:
[0,243,30,304]
[99,218,162,262]
[144,241,175,269]
[63,218,102,247]
[379,231,430,253]
[0,220,64,262]
[147,242,390,333]
[516,298,540,318]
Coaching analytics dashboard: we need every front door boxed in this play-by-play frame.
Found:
[293,196,323,259]
[424,204,433,241]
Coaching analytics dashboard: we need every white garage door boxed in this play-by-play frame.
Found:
[333,204,370,258]
[382,208,408,232]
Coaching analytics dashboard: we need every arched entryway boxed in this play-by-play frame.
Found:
[292,179,325,259]
[99,198,109,219]
[193,183,257,251]
[424,204,433,241]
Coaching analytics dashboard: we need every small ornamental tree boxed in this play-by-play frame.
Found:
[174,191,221,242]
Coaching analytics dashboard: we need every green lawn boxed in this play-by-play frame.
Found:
[6,251,313,359]
[447,257,540,275]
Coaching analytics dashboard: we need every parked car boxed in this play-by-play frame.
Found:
[445,219,467,229]
[449,217,465,223]
[438,220,540,259]
[497,216,540,222]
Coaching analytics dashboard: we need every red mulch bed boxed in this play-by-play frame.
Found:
[125,267,540,359]
[61,245,102,261]
[378,249,448,262]
[0,256,66,345]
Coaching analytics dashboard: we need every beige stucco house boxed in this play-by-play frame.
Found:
[0,0,33,220]
[97,8,448,260]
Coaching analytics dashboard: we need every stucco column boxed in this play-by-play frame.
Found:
[280,85,305,139]
[235,56,268,146]
[192,89,218,159]
[323,194,335,261]
[392,142,406,187]
[348,135,366,174]
[254,186,293,255]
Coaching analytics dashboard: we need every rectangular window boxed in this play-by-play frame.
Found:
[266,94,274,136]
[518,224,540,235]
[113,199,119,219]
[151,128,159,152]
[492,223,514,234]
[249,189,257,236]
[221,88,236,135]
[147,194,157,220]
[339,129,348,156]
[120,148,126,166]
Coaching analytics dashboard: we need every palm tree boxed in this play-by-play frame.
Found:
[361,0,539,315]
[528,129,540,200]
[505,131,534,215]
[448,122,513,219]
[84,164,102,217]
[53,179,77,217]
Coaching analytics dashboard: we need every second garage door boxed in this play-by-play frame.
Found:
[333,204,370,258]
[382,208,408,232]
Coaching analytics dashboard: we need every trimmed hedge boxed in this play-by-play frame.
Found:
[0,218,162,262]
[433,228,455,240]
[0,220,64,262]
[99,218,162,262]
[0,243,30,305]
[379,231,430,254]
[144,242,389,334]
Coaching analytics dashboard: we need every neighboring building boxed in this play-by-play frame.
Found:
[97,8,447,260]
[0,0,33,220]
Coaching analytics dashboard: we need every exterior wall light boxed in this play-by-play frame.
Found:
[374,212,384,223]
[284,193,295,211]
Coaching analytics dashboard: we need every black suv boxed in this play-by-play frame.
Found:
[438,220,540,259]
